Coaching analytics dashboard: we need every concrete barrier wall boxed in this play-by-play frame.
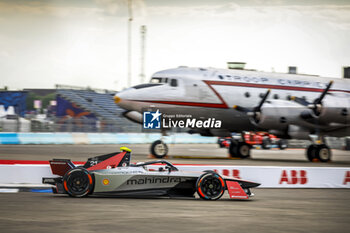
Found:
[0,162,349,188]
[0,133,217,144]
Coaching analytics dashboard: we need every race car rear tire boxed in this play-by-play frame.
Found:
[63,168,94,197]
[196,172,225,200]
[150,140,168,158]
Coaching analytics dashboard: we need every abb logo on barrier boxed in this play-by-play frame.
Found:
[279,170,308,185]
[214,169,241,179]
[344,171,350,185]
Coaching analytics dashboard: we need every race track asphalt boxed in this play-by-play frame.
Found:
[0,189,349,233]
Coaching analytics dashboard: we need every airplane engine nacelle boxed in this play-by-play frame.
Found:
[253,100,305,131]
[287,125,310,140]
[317,98,350,124]
[122,111,143,124]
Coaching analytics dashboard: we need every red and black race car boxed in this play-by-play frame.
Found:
[218,132,288,150]
[43,147,260,200]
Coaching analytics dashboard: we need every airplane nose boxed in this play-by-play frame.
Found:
[114,95,121,104]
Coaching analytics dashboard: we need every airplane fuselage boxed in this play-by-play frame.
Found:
[116,67,350,138]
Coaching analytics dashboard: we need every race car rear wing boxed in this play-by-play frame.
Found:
[49,159,76,176]
[48,147,132,178]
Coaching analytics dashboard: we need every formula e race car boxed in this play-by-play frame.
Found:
[43,147,260,200]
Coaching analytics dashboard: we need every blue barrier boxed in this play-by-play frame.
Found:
[0,133,20,144]
[17,133,74,144]
[0,133,217,144]
[87,133,112,144]
[54,133,74,144]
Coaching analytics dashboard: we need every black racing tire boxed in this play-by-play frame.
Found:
[63,168,94,197]
[306,144,317,162]
[278,139,288,150]
[196,172,225,200]
[236,142,251,158]
[150,140,168,158]
[262,138,271,150]
[315,144,332,162]
[228,140,238,157]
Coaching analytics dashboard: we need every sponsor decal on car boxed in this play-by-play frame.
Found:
[102,179,110,185]
[126,176,185,185]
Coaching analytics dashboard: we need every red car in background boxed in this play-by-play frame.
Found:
[218,132,288,150]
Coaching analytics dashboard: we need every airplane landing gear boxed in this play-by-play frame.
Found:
[306,144,331,162]
[150,140,168,158]
[306,145,317,162]
[229,141,251,159]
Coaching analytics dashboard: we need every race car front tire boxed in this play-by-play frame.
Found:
[63,168,94,197]
[196,172,225,200]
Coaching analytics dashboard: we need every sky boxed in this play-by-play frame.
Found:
[0,0,350,90]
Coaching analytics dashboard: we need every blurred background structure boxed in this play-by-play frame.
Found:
[0,85,139,133]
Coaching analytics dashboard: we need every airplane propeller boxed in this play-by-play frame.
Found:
[233,89,271,123]
[291,80,333,117]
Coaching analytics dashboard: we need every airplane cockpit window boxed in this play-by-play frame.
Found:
[170,79,178,87]
[151,77,177,87]
[133,83,162,89]
[150,77,168,84]
[150,78,161,83]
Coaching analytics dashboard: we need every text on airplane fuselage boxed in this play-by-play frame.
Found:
[214,74,328,88]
